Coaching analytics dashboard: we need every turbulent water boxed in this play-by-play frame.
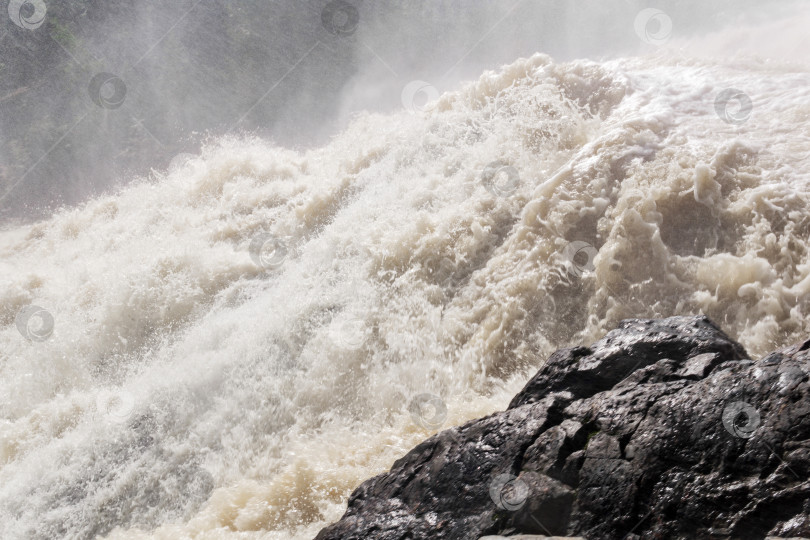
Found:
[2,43,810,539]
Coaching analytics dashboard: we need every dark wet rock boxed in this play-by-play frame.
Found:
[480,536,583,540]
[315,316,810,540]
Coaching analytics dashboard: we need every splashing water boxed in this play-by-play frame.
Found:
[1,48,809,539]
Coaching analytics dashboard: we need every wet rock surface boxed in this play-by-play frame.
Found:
[315,316,810,540]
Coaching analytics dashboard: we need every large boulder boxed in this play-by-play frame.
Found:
[315,316,810,539]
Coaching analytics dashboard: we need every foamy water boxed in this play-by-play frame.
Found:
[2,42,810,539]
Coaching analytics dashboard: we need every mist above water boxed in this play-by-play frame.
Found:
[1,0,802,222]
[1,2,809,540]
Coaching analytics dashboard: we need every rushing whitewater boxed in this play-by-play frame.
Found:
[2,49,810,539]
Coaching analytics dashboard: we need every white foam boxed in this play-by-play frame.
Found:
[1,44,809,540]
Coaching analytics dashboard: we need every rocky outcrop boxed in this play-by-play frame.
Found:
[316,316,810,540]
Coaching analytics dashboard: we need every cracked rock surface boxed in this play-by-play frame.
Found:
[315,316,810,540]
